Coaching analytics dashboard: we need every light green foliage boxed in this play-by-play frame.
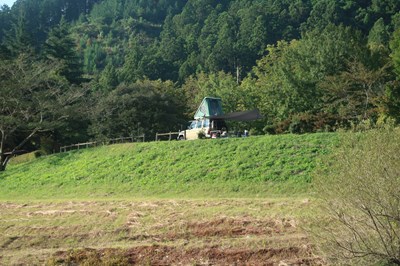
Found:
[319,61,389,121]
[247,24,394,132]
[0,133,338,199]
[313,128,400,265]
[182,71,246,115]
[98,62,119,91]
[8,151,42,165]
[250,40,297,121]
[390,28,400,77]
[368,18,390,50]
[90,0,121,25]
[250,25,363,120]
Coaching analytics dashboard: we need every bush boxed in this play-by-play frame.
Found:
[197,130,206,139]
[274,112,341,134]
[313,128,400,265]
[9,151,43,165]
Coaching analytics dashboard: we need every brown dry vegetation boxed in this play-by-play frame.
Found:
[0,199,322,265]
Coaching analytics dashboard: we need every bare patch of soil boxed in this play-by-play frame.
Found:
[183,217,297,237]
[49,245,322,266]
[0,199,321,265]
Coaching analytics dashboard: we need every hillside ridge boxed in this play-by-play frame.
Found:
[0,133,338,199]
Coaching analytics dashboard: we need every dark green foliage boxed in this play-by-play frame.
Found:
[0,54,85,170]
[0,5,12,55]
[89,80,186,140]
[0,0,399,82]
[119,35,150,83]
[3,12,34,55]
[0,0,399,151]
[43,17,84,84]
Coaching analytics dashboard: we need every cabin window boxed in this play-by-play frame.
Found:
[188,121,196,129]
[203,119,210,128]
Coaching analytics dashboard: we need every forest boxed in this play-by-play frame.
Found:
[1,0,400,165]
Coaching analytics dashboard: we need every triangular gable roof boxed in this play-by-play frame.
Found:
[194,97,223,119]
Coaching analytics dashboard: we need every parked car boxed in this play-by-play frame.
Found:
[177,118,228,140]
[177,96,261,140]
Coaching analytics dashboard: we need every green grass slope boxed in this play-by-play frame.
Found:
[0,133,338,199]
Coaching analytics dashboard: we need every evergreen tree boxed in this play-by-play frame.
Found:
[99,62,119,91]
[0,5,12,51]
[368,18,390,50]
[3,10,33,56]
[120,35,146,83]
[43,17,84,84]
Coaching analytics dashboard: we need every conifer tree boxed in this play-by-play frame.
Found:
[43,16,84,84]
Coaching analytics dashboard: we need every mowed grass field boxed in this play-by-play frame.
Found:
[0,198,322,265]
[0,133,338,265]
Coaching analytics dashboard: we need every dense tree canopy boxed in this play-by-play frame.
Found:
[89,80,186,140]
[0,0,399,161]
[0,54,85,170]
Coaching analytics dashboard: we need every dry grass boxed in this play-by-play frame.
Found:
[0,198,322,265]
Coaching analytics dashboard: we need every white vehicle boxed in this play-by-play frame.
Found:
[178,97,261,140]
[178,97,227,140]
[178,118,228,140]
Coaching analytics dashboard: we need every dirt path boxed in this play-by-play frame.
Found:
[0,199,322,265]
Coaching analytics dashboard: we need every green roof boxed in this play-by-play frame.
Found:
[194,97,223,119]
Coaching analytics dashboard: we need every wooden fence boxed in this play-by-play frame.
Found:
[60,134,145,153]
[155,132,180,141]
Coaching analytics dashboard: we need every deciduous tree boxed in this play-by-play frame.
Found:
[0,54,84,171]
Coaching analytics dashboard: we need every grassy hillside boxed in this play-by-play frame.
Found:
[0,133,338,199]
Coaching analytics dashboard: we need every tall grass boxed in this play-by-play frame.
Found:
[0,133,338,199]
[312,128,400,265]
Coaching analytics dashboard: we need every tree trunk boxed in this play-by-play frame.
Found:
[0,130,6,171]
[0,127,39,172]
[236,65,240,84]
[0,154,8,171]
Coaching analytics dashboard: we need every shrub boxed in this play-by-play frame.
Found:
[197,130,206,139]
[9,151,43,165]
[313,128,400,265]
[274,112,341,134]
